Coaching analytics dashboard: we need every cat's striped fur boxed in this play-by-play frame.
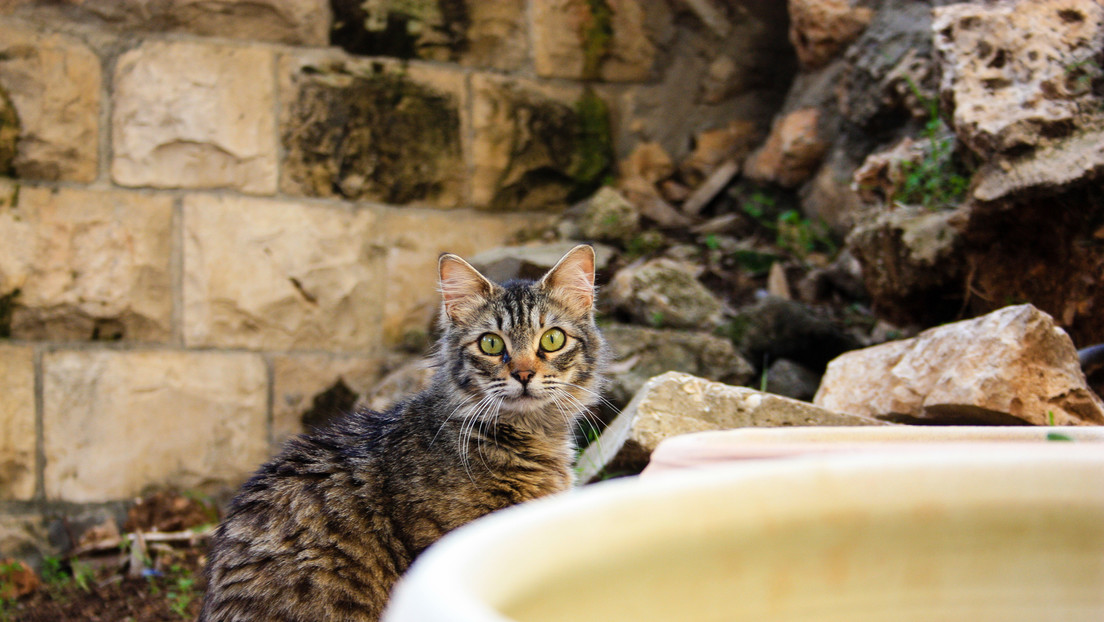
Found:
[200,245,608,621]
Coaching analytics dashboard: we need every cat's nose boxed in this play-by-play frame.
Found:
[511,369,534,386]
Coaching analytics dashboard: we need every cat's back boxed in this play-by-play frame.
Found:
[200,408,408,622]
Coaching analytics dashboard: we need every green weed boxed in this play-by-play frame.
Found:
[893,78,971,210]
[166,565,197,619]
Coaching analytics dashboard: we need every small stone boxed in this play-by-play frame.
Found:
[112,40,277,194]
[0,187,174,342]
[43,349,269,502]
[607,258,723,330]
[183,194,382,352]
[577,186,640,244]
[765,358,821,401]
[0,344,35,500]
[0,24,100,182]
[788,0,874,70]
[577,371,885,482]
[602,323,755,408]
[620,141,674,185]
[0,515,53,562]
[682,121,759,182]
[0,558,38,600]
[814,304,1104,426]
[744,108,829,188]
[361,356,437,413]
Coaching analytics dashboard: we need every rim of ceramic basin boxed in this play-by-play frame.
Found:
[383,444,1104,622]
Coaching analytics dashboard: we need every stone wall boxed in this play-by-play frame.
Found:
[0,0,794,554]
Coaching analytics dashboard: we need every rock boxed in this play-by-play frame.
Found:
[799,146,868,236]
[607,258,723,330]
[576,371,886,482]
[787,0,874,70]
[681,121,759,182]
[330,0,526,71]
[0,24,100,182]
[271,354,386,445]
[765,358,821,401]
[112,40,277,194]
[531,0,659,81]
[56,0,331,45]
[0,558,38,600]
[744,107,829,188]
[619,141,674,185]
[360,356,437,413]
[0,187,174,342]
[469,241,616,284]
[182,194,381,352]
[846,205,968,326]
[725,296,860,373]
[42,349,269,502]
[470,74,611,211]
[0,515,53,568]
[933,0,1104,160]
[374,208,553,346]
[602,323,756,408]
[851,137,927,206]
[971,127,1104,204]
[279,53,464,207]
[577,186,640,243]
[815,304,1104,426]
[0,344,34,500]
[617,176,693,229]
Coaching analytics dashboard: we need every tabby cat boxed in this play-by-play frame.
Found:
[200,244,608,622]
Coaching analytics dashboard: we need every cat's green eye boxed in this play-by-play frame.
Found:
[540,328,566,352]
[479,333,505,356]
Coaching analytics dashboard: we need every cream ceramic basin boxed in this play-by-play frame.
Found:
[384,444,1104,622]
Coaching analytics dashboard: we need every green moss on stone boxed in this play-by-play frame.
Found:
[0,86,20,176]
[568,87,613,195]
[580,0,613,80]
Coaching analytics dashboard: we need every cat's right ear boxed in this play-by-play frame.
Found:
[439,253,495,323]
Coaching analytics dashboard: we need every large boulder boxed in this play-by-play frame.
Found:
[815,304,1104,426]
[577,371,886,483]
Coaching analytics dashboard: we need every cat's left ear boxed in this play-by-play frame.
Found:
[540,244,596,310]
[439,253,496,323]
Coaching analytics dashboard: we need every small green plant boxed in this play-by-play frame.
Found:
[703,234,721,251]
[40,556,68,590]
[893,78,971,210]
[649,311,666,328]
[166,565,197,619]
[776,209,837,259]
[70,559,94,593]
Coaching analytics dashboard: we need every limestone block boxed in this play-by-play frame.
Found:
[112,40,277,194]
[461,0,528,71]
[42,350,269,502]
[576,186,639,244]
[183,194,382,352]
[933,0,1104,158]
[279,52,465,208]
[606,258,722,330]
[470,73,609,211]
[0,23,99,182]
[576,371,885,482]
[63,0,331,45]
[814,304,1104,426]
[787,0,873,70]
[744,107,829,188]
[0,186,173,342]
[373,208,551,346]
[531,0,658,81]
[271,353,385,446]
[0,344,35,500]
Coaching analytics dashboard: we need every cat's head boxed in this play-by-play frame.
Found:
[435,245,608,426]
